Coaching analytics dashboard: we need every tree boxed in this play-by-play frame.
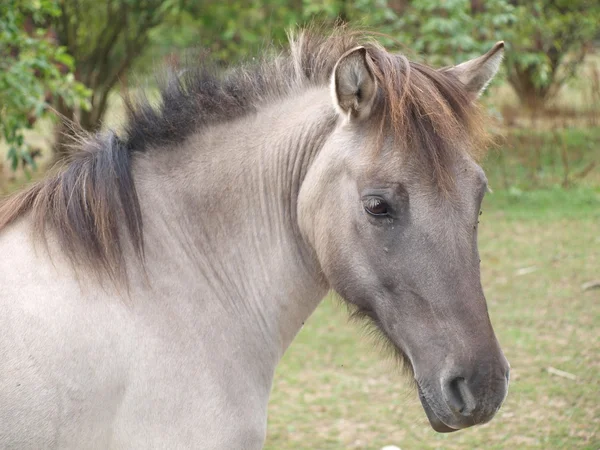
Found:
[503,0,600,111]
[51,0,182,158]
[0,0,90,172]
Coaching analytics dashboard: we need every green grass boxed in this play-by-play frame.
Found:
[265,140,600,449]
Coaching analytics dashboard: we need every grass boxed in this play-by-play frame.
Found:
[484,128,600,191]
[264,138,600,449]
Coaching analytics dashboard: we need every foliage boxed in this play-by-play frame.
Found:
[396,0,600,111]
[503,0,600,111]
[396,0,512,65]
[0,0,90,173]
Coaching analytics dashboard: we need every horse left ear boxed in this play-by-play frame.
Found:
[444,42,505,97]
[331,46,377,120]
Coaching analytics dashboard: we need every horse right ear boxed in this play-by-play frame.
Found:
[331,47,377,121]
[444,41,505,98]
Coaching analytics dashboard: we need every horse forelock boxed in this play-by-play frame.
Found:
[365,47,489,194]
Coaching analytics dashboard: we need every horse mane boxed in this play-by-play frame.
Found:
[0,134,142,282]
[0,26,487,280]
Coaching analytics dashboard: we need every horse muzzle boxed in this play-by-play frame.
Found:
[416,361,510,433]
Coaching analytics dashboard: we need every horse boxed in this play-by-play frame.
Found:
[0,28,509,448]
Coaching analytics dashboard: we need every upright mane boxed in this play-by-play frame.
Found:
[0,27,486,280]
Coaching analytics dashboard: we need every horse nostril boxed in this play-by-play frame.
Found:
[443,377,476,417]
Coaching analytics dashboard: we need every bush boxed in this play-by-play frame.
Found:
[0,0,90,173]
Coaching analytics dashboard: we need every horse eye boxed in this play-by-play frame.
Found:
[364,197,390,217]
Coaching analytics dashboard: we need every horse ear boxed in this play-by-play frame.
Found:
[444,42,505,97]
[331,46,377,120]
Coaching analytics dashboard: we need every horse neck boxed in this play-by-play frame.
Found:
[132,87,336,360]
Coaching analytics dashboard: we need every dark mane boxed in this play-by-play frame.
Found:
[0,133,142,282]
[0,27,487,280]
[122,28,366,152]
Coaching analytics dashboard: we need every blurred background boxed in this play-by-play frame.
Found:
[1,1,598,448]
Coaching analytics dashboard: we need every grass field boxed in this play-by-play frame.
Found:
[265,132,600,449]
